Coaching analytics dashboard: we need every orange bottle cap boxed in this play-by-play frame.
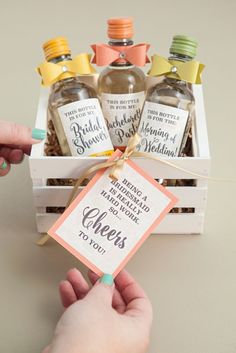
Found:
[43,37,71,61]
[107,17,134,39]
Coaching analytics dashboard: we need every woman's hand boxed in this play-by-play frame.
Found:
[0,120,46,176]
[43,269,152,353]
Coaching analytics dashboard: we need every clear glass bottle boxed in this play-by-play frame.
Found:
[43,37,113,157]
[98,18,146,151]
[137,35,197,157]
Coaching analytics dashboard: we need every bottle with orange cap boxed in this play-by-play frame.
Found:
[93,17,149,151]
[41,37,113,157]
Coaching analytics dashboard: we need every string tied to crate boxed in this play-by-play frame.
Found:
[37,133,234,246]
[67,132,201,208]
[64,133,141,208]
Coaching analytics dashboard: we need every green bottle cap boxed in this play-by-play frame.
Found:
[170,35,198,59]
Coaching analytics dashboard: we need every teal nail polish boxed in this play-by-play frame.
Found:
[100,273,113,286]
[0,161,8,170]
[32,128,46,140]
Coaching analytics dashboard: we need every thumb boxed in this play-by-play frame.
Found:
[41,345,51,353]
[86,273,114,306]
[0,121,46,145]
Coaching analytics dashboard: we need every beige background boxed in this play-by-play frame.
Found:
[0,0,236,352]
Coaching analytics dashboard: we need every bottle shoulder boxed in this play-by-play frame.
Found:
[49,77,97,108]
[98,65,146,94]
[146,79,195,104]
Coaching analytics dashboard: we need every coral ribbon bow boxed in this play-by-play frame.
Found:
[91,43,150,67]
[148,55,205,84]
[37,53,96,86]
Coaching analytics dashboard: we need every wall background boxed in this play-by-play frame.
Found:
[0,0,236,352]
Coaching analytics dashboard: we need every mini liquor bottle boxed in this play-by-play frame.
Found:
[42,37,113,157]
[96,18,147,150]
[138,35,198,157]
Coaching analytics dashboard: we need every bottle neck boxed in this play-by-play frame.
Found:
[48,54,72,64]
[168,52,193,62]
[108,38,133,46]
[108,38,133,67]
[48,54,75,85]
[165,52,194,85]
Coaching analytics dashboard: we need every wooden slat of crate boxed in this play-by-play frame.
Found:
[33,185,207,209]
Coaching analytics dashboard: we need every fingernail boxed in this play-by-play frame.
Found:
[0,160,8,170]
[32,128,46,140]
[100,273,113,286]
[71,268,79,273]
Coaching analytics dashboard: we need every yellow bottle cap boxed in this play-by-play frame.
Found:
[43,37,71,61]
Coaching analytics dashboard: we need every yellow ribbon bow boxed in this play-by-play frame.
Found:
[37,53,96,86]
[148,55,205,84]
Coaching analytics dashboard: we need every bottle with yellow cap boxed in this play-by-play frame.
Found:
[42,37,113,157]
[137,35,197,158]
[95,17,147,151]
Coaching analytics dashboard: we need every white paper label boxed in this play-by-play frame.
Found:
[48,150,177,276]
[58,98,113,156]
[101,92,145,147]
[137,101,189,157]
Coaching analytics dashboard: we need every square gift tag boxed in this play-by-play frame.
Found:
[48,150,178,276]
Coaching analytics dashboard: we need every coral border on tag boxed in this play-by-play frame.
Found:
[48,149,178,276]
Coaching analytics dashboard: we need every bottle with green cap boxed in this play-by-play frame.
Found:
[137,35,197,158]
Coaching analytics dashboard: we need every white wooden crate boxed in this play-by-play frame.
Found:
[29,76,210,235]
